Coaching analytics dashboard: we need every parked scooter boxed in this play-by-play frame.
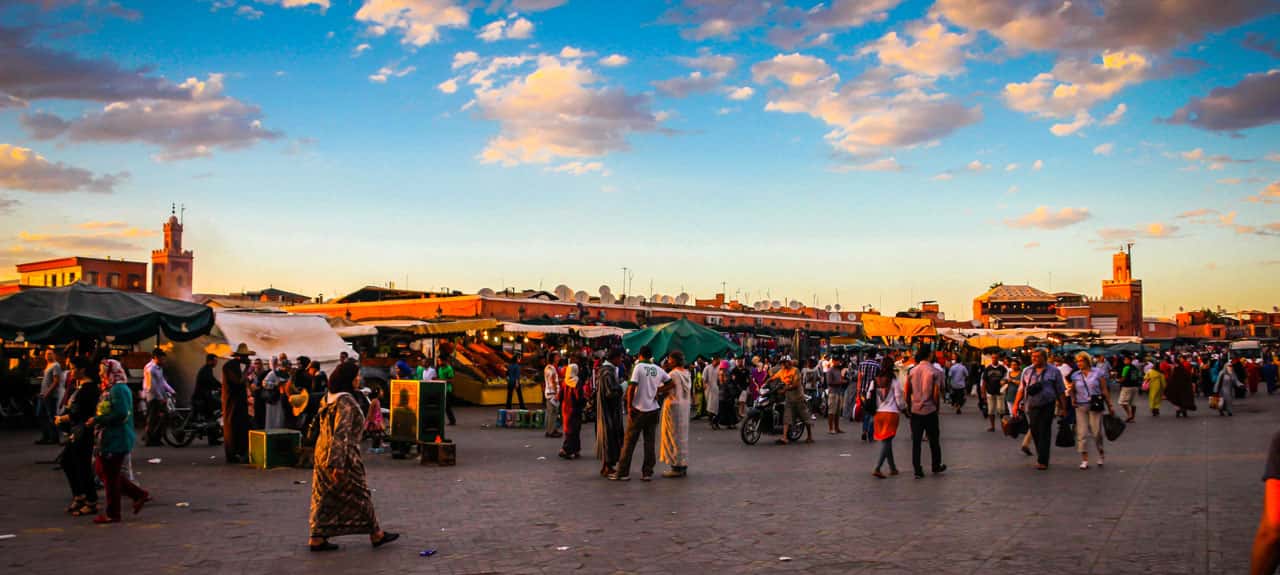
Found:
[740,382,806,445]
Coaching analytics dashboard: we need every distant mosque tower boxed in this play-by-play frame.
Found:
[151,205,194,301]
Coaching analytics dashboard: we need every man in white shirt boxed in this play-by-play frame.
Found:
[702,357,720,425]
[543,352,562,438]
[143,348,175,446]
[610,346,669,482]
[36,350,63,445]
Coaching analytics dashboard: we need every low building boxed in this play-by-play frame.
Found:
[973,284,1065,329]
[15,257,147,292]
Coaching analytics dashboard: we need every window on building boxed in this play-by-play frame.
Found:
[154,272,162,289]
[68,272,76,283]
[107,273,121,289]
[127,274,142,290]
[51,274,58,287]
[706,316,723,326]
[176,274,185,288]
[85,271,99,285]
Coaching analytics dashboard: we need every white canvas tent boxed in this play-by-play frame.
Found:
[167,311,355,401]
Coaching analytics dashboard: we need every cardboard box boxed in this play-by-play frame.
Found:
[248,429,301,469]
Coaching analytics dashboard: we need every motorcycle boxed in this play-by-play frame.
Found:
[162,392,223,448]
[740,382,806,445]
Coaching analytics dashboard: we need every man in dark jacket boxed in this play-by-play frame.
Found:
[193,354,220,423]
[221,345,253,464]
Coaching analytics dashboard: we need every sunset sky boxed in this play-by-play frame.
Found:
[1,0,1278,319]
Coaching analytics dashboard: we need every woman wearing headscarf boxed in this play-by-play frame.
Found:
[594,348,625,477]
[558,354,587,460]
[1144,364,1167,417]
[1214,358,1240,417]
[1166,357,1197,418]
[659,351,692,478]
[90,358,150,524]
[262,358,290,429]
[56,362,101,517]
[308,362,399,552]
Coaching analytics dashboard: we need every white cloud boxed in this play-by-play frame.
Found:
[236,5,264,19]
[354,0,470,47]
[765,0,905,48]
[452,51,480,69]
[967,160,988,171]
[843,157,903,172]
[0,143,127,193]
[1093,142,1114,156]
[654,71,720,98]
[676,50,738,77]
[546,161,608,175]
[1005,163,1018,172]
[1005,206,1091,230]
[20,74,280,161]
[727,86,754,100]
[1032,159,1044,171]
[369,64,416,83]
[1246,180,1280,204]
[474,55,660,166]
[559,46,595,59]
[931,172,953,181]
[1101,103,1127,126]
[599,54,629,68]
[857,20,972,77]
[258,0,330,10]
[437,78,459,93]
[1003,52,1152,135]
[1098,222,1182,241]
[478,15,534,42]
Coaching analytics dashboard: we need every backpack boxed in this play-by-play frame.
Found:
[983,366,1005,395]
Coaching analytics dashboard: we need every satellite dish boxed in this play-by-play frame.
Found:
[789,300,802,310]
[771,300,781,309]
[601,293,617,305]
[478,288,496,297]
[598,285,612,297]
[675,293,689,305]
[574,291,589,303]
[624,296,640,306]
[824,305,832,311]
[554,285,572,301]
[660,295,673,305]
[828,313,839,321]
[834,304,842,311]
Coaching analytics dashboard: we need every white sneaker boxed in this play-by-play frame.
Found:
[1097,455,1104,467]
[1079,461,1089,470]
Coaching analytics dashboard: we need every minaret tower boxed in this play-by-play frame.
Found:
[151,204,194,301]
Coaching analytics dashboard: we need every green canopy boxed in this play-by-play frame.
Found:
[622,319,741,360]
[0,283,215,344]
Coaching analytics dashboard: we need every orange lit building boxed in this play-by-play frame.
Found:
[151,213,194,301]
[14,257,147,292]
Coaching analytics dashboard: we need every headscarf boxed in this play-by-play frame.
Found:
[101,358,127,387]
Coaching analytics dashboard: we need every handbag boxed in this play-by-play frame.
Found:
[1102,413,1126,441]
[1208,395,1221,410]
[1055,418,1075,448]
[1002,413,1028,438]
[1088,394,1105,413]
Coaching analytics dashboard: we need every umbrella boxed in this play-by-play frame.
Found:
[0,283,215,344]
[622,319,741,360]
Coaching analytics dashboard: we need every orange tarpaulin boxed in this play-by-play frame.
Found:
[860,315,936,339]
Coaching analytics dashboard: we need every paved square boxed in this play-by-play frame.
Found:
[0,396,1273,575]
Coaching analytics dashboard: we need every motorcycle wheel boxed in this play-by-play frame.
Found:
[163,413,196,448]
[787,419,806,442]
[740,415,762,445]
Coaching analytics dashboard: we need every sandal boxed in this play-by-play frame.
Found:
[72,503,98,517]
[132,493,153,515]
[372,532,400,549]
[67,497,86,514]
[309,541,339,552]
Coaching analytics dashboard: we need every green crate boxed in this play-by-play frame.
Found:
[249,429,301,469]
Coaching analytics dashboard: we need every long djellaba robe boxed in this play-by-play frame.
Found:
[594,362,624,468]
[221,361,251,463]
[660,369,691,469]
[1166,363,1197,412]
[310,393,379,538]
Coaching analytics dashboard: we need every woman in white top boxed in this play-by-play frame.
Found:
[869,369,902,478]
[1069,352,1113,470]
[659,351,692,478]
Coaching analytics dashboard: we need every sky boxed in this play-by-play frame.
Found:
[1,0,1278,320]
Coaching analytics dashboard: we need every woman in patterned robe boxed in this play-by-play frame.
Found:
[308,362,399,552]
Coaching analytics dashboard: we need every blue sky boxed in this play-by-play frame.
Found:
[1,0,1278,319]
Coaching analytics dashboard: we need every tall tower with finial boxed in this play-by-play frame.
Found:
[151,204,194,301]
[1101,243,1142,336]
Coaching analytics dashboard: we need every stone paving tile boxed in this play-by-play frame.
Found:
[0,395,1275,574]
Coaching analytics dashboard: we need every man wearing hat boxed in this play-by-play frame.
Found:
[222,343,255,464]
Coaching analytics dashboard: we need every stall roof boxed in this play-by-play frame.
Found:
[502,322,632,339]
[860,314,936,338]
[207,311,351,365]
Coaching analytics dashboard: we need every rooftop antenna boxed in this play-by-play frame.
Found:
[180,203,186,225]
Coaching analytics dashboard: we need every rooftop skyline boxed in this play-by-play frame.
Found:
[1,0,1278,319]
